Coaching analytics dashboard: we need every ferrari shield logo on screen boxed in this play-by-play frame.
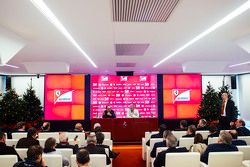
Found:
[172,89,190,103]
[54,90,74,104]
[101,76,108,81]
[120,76,128,81]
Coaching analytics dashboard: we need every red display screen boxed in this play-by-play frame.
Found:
[44,75,85,120]
[163,74,202,119]
[91,75,158,118]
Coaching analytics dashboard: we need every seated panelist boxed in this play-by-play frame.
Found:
[127,104,140,118]
[102,105,116,118]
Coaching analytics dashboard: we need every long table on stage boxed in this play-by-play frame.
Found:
[91,118,158,142]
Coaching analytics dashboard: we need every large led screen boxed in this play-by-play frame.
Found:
[163,74,202,119]
[91,75,157,118]
[45,75,85,120]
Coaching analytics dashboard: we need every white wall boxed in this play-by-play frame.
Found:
[11,76,44,106]
[238,74,250,121]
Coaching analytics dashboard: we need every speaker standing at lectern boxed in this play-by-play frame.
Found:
[127,104,140,118]
[102,105,116,118]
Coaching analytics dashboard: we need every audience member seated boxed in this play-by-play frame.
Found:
[92,123,102,133]
[13,145,46,167]
[95,132,119,158]
[76,149,90,167]
[175,120,188,131]
[74,123,84,132]
[43,137,69,166]
[229,130,247,146]
[0,132,22,161]
[41,122,51,132]
[16,127,40,148]
[235,119,250,136]
[56,132,79,154]
[102,105,116,118]
[189,133,207,154]
[200,131,238,164]
[196,119,208,131]
[153,134,188,167]
[182,125,196,138]
[207,125,220,138]
[150,130,172,158]
[82,133,111,165]
[146,124,167,146]
[16,122,26,132]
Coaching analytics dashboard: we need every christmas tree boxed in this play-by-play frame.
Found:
[198,82,221,121]
[23,85,43,121]
[0,89,26,124]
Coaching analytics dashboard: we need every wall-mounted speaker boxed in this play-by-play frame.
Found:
[6,75,11,90]
[231,75,237,89]
[116,71,134,76]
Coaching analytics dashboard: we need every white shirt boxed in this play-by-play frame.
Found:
[221,100,227,117]
[127,108,140,118]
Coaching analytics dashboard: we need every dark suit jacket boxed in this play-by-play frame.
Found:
[207,132,220,138]
[232,139,247,146]
[146,133,163,146]
[197,126,208,131]
[174,128,188,131]
[16,137,40,148]
[83,143,111,165]
[102,110,116,118]
[223,100,237,122]
[0,142,22,161]
[56,142,79,154]
[182,133,195,138]
[236,126,250,136]
[154,147,188,167]
[200,143,238,164]
[150,140,167,158]
[96,144,118,158]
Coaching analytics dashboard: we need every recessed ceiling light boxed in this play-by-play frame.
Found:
[153,1,250,68]
[30,0,97,68]
[229,61,250,68]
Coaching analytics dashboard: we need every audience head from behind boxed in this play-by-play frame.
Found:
[194,133,203,144]
[209,125,218,134]
[187,125,196,135]
[44,137,57,153]
[42,121,51,132]
[87,133,97,145]
[26,145,46,166]
[76,149,90,167]
[180,120,188,129]
[0,132,6,143]
[166,134,178,148]
[218,131,232,145]
[93,123,102,133]
[74,123,84,132]
[159,124,167,135]
[197,119,207,128]
[96,132,104,145]
[59,132,69,143]
[235,119,245,128]
[16,121,26,131]
[163,130,172,139]
[229,130,238,139]
[27,127,38,139]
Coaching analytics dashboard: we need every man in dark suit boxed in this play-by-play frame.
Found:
[235,119,250,136]
[219,92,237,130]
[83,133,111,165]
[16,127,40,148]
[150,130,172,158]
[201,131,238,164]
[154,134,188,167]
[102,105,116,118]
[0,132,22,161]
[229,130,247,146]
[146,124,167,146]
[56,132,79,154]
[182,125,196,138]
[95,132,119,158]
[197,119,208,131]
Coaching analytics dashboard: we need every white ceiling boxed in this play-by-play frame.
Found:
[0,0,250,75]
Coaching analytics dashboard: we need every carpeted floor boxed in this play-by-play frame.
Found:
[112,145,145,167]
